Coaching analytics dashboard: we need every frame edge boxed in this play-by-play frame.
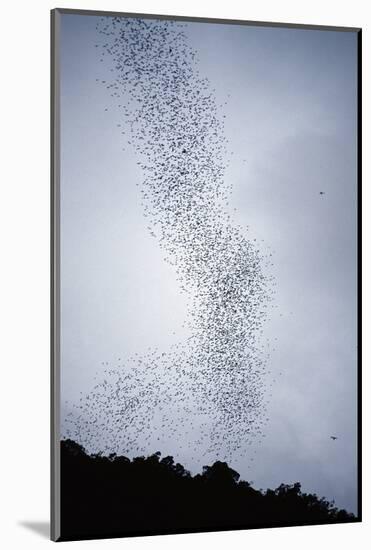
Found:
[51,7,61,543]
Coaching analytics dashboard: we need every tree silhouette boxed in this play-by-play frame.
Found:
[59,439,355,541]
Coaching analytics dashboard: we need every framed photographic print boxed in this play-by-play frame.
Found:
[51,8,361,542]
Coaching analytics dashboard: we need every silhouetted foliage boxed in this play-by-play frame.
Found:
[60,439,355,540]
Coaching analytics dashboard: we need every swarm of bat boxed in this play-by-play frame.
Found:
[63,17,275,468]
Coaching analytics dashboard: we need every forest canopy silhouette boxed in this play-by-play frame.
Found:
[60,439,355,540]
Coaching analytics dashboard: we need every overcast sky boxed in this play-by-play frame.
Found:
[59,14,358,513]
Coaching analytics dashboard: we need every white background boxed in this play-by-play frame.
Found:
[0,0,368,548]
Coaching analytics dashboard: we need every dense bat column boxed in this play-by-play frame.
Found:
[63,17,274,466]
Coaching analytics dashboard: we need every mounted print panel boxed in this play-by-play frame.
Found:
[51,8,361,542]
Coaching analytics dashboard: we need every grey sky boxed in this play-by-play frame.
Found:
[59,14,358,513]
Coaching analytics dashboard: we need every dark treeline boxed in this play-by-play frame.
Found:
[60,439,355,540]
